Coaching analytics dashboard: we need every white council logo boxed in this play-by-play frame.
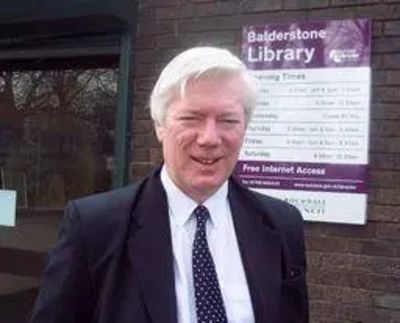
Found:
[329,49,360,63]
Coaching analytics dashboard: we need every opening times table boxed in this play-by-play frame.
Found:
[240,67,371,165]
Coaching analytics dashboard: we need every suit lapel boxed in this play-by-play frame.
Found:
[229,180,282,323]
[126,171,177,323]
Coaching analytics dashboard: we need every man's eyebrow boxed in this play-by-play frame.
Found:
[178,109,203,115]
[220,112,241,118]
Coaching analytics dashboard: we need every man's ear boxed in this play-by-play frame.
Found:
[154,122,165,143]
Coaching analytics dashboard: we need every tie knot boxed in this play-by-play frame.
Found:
[194,205,209,226]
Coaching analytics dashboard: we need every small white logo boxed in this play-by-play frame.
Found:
[329,49,359,63]
[285,197,326,216]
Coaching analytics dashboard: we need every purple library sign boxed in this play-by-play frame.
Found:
[243,19,371,70]
[238,19,372,224]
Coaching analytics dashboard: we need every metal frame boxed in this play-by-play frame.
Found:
[113,25,134,188]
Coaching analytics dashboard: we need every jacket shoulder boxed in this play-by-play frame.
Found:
[71,181,143,225]
[64,180,146,265]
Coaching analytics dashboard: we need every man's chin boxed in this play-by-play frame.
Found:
[191,181,223,196]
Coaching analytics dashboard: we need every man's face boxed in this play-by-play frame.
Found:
[155,73,246,202]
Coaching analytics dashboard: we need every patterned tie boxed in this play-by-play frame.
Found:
[192,205,228,323]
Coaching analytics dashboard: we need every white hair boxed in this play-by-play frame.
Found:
[149,46,257,126]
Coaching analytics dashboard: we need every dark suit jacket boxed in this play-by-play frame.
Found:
[30,168,308,323]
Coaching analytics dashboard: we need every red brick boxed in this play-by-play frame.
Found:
[138,21,176,36]
[338,305,393,323]
[132,133,155,149]
[156,2,239,21]
[304,7,350,20]
[373,70,386,85]
[310,318,353,323]
[240,11,309,27]
[156,6,193,20]
[177,16,242,33]
[155,30,238,48]
[375,189,400,206]
[348,271,400,293]
[239,0,283,12]
[135,48,182,65]
[133,101,152,120]
[308,283,373,306]
[138,0,178,8]
[350,4,383,20]
[371,54,382,69]
[149,147,163,164]
[353,255,400,276]
[305,235,361,253]
[373,86,400,103]
[319,253,354,271]
[133,109,151,121]
[385,20,400,36]
[309,300,338,322]
[368,205,400,223]
[310,299,398,323]
[387,71,400,84]
[380,3,400,20]
[372,103,400,120]
[190,0,213,3]
[331,0,379,5]
[284,0,329,10]
[130,148,149,163]
[132,119,152,134]
[306,251,324,268]
[370,120,400,136]
[137,8,157,22]
[134,62,165,79]
[130,162,155,180]
[373,71,400,86]
[359,238,400,257]
[382,54,400,68]
[373,37,400,53]
[307,268,350,287]
[134,77,157,93]
[370,153,400,170]
[312,253,400,276]
[373,21,383,37]
[306,234,400,260]
[369,171,400,189]
[134,35,157,50]
[376,223,400,240]
[370,137,400,154]
[305,222,377,239]
[134,91,154,106]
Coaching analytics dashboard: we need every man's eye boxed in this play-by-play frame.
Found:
[221,119,239,124]
[179,116,198,121]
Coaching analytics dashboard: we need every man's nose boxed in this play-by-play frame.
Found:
[197,120,221,146]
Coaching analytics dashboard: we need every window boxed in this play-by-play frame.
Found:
[0,67,118,322]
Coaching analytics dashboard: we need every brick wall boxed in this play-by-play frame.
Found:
[131,1,400,322]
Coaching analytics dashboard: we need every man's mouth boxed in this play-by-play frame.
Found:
[192,157,221,165]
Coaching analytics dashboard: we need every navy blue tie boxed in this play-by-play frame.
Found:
[192,205,228,323]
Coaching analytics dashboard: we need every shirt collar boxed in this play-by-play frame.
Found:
[160,166,228,228]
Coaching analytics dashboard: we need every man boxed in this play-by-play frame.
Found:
[31,47,308,323]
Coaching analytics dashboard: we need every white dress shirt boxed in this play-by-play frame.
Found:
[161,167,255,323]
